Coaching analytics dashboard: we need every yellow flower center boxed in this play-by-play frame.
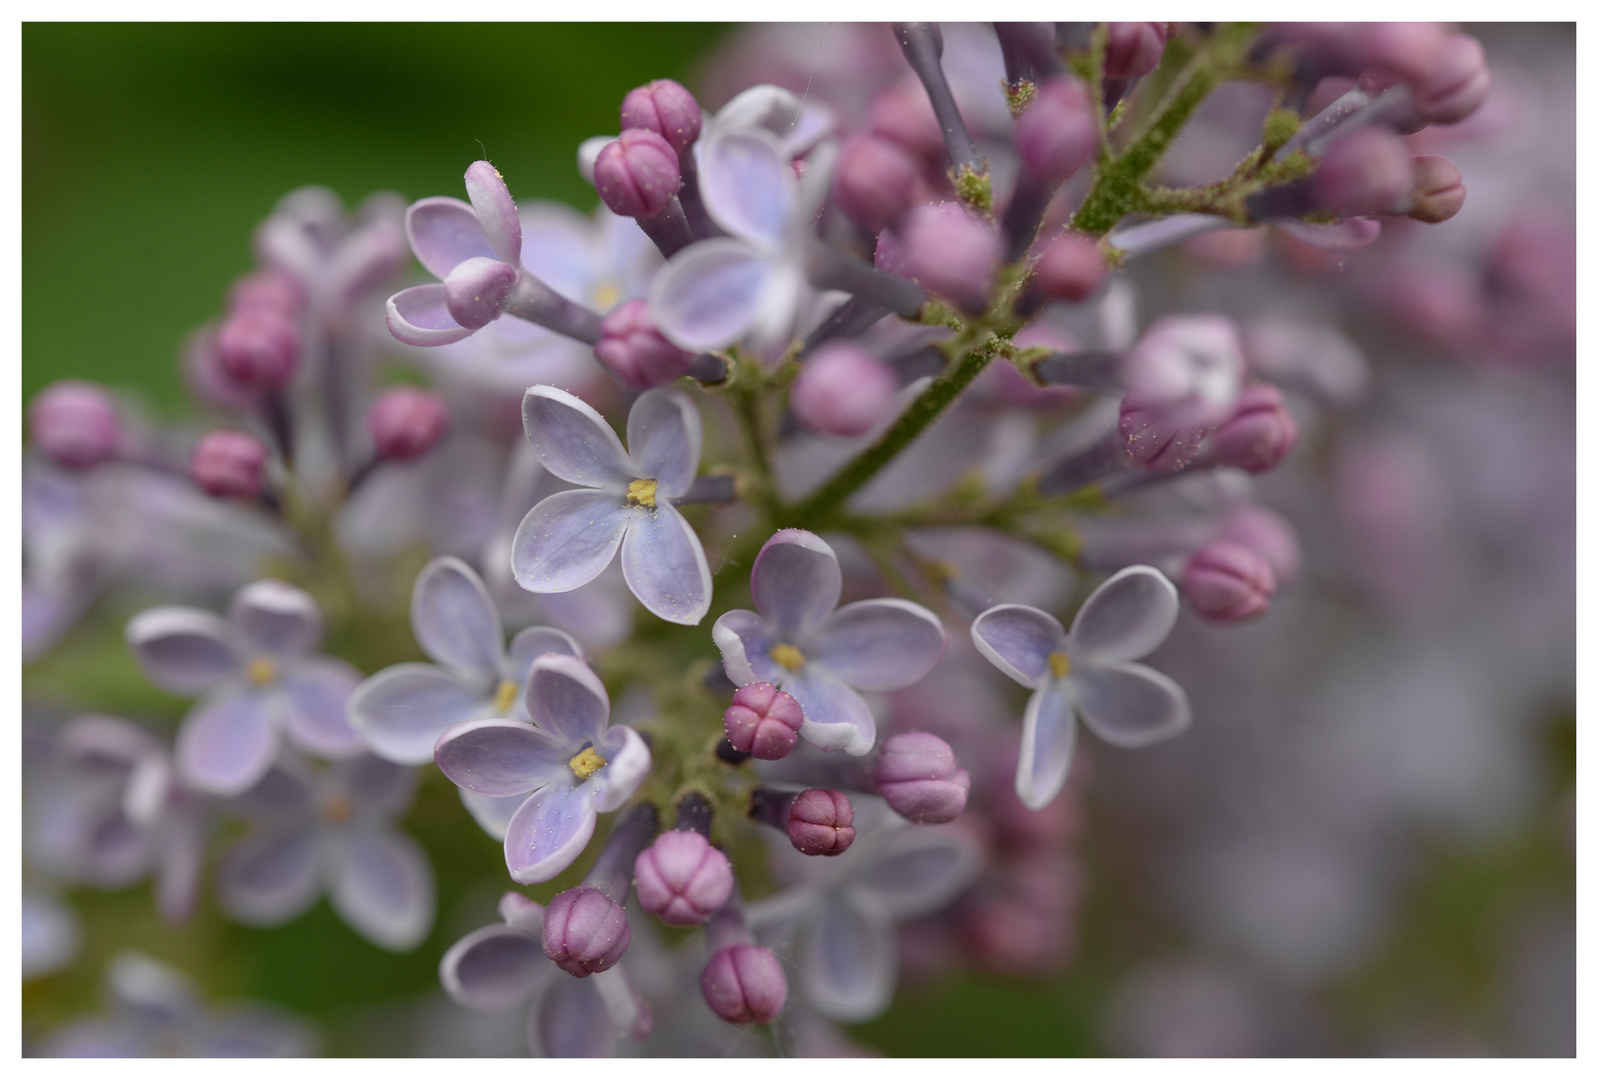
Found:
[627,478,659,508]
[1048,651,1072,678]
[569,746,607,780]
[320,792,353,824]
[592,282,622,312]
[491,680,519,716]
[771,643,806,672]
[246,657,277,686]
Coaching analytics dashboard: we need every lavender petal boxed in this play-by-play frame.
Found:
[406,195,497,279]
[440,924,553,1011]
[698,128,795,249]
[126,607,240,695]
[217,827,322,926]
[647,238,771,352]
[523,653,611,748]
[464,161,523,266]
[412,556,504,680]
[970,603,1068,689]
[502,626,584,692]
[1066,565,1179,663]
[535,973,616,1058]
[521,385,634,491]
[800,895,896,1023]
[783,666,877,756]
[809,598,946,692]
[434,718,571,797]
[503,781,598,885]
[510,489,631,594]
[387,284,474,347]
[850,829,983,921]
[279,657,366,759]
[625,389,702,500]
[348,663,487,766]
[326,827,436,951]
[618,501,712,626]
[1072,661,1192,748]
[710,609,785,686]
[592,725,652,813]
[229,579,322,658]
[751,529,842,639]
[175,687,279,796]
[460,789,526,841]
[1017,678,1077,811]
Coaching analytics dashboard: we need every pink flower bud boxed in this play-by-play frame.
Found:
[1208,383,1299,473]
[1181,539,1276,623]
[633,831,733,927]
[443,256,517,330]
[594,299,694,389]
[1312,128,1413,217]
[1120,395,1208,473]
[1216,507,1301,583]
[368,387,448,462]
[1406,155,1466,224]
[791,343,898,438]
[1014,77,1096,187]
[787,789,855,857]
[216,309,300,393]
[896,202,1001,314]
[594,129,681,219]
[28,381,120,469]
[867,80,948,167]
[1032,232,1106,303]
[1359,22,1447,83]
[541,885,630,977]
[190,429,268,499]
[620,79,702,157]
[1122,314,1246,429]
[1104,22,1170,79]
[1412,34,1490,126]
[700,945,786,1025]
[722,682,804,761]
[834,133,924,235]
[227,269,305,317]
[873,731,970,824]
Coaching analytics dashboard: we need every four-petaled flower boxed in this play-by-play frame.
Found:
[126,580,365,796]
[713,530,947,756]
[432,654,651,884]
[512,385,712,626]
[971,565,1192,810]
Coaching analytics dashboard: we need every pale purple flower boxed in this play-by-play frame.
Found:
[22,889,81,980]
[712,530,946,756]
[971,566,1191,810]
[348,556,583,766]
[1121,314,1247,430]
[512,385,712,627]
[217,753,435,951]
[125,579,366,796]
[432,654,651,884]
[439,892,650,1057]
[254,185,407,312]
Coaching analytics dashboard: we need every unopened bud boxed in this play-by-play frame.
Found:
[541,885,630,977]
[867,80,948,166]
[28,381,120,469]
[594,299,694,389]
[227,269,305,317]
[1412,33,1490,125]
[1014,77,1096,187]
[1181,539,1276,623]
[1104,22,1170,79]
[368,387,448,462]
[834,133,924,235]
[443,256,516,330]
[791,343,898,438]
[190,429,269,499]
[1406,155,1466,224]
[620,79,702,157]
[787,789,855,857]
[722,682,804,760]
[700,945,786,1025]
[1031,233,1106,303]
[1208,383,1298,473]
[873,731,970,824]
[1312,128,1413,217]
[633,830,733,927]
[594,129,681,219]
[896,203,1001,314]
[216,309,300,393]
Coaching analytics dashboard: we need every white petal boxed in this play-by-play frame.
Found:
[1016,679,1077,811]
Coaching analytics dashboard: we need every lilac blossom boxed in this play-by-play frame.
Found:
[126,580,366,796]
[971,566,1191,810]
[439,892,650,1057]
[512,385,712,626]
[22,888,81,981]
[713,529,946,755]
[432,654,651,884]
[217,753,435,951]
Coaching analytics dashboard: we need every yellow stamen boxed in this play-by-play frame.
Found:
[246,657,277,686]
[1048,651,1072,678]
[592,282,621,311]
[771,643,806,672]
[569,746,607,780]
[491,680,518,716]
[627,478,659,508]
[321,792,353,824]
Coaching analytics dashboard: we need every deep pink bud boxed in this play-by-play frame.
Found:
[787,789,855,857]
[28,381,120,469]
[1406,155,1466,224]
[867,80,948,166]
[1216,506,1301,583]
[1412,34,1490,125]
[1313,128,1413,217]
[700,945,786,1025]
[1181,539,1276,623]
[1104,22,1170,79]
[594,299,694,389]
[834,133,924,235]
[1208,383,1298,473]
[443,256,516,330]
[1122,314,1246,429]
[896,203,1001,314]
[1032,233,1106,303]
[541,885,631,977]
[791,343,898,438]
[633,831,733,927]
[1120,395,1208,474]
[227,269,305,317]
[190,429,268,499]
[215,309,300,393]
[594,129,681,219]
[1014,77,1096,186]
[1359,22,1447,83]
[873,731,970,824]
[620,79,702,157]
[368,386,448,462]
[722,682,804,761]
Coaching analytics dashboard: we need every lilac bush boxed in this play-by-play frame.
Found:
[24,21,1573,1059]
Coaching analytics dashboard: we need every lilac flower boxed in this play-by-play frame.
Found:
[971,566,1191,810]
[512,385,712,626]
[440,892,650,1057]
[22,889,81,980]
[348,556,583,765]
[126,580,366,796]
[254,185,407,312]
[217,753,435,951]
[432,654,651,884]
[713,530,946,756]
[648,126,831,355]
[748,805,983,1022]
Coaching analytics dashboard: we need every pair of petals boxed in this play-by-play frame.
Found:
[127,579,325,697]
